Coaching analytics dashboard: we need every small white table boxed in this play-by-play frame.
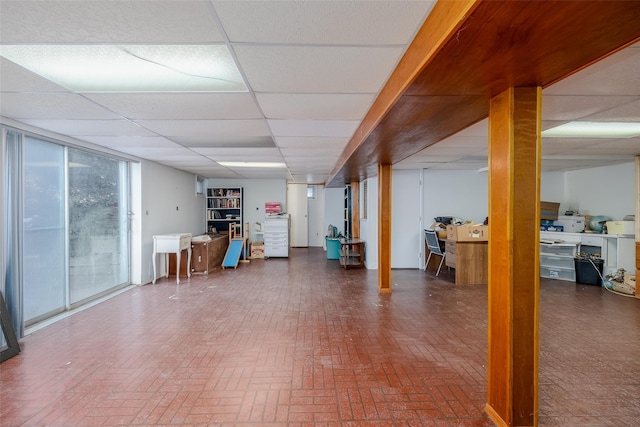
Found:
[152,233,192,284]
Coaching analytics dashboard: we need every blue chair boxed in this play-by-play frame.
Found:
[424,229,446,276]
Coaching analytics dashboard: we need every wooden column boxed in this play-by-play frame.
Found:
[350,181,360,239]
[486,87,541,427]
[378,164,392,293]
[635,157,640,299]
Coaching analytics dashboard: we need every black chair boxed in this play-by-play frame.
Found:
[424,229,446,276]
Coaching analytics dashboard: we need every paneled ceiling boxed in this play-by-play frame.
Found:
[1,1,639,185]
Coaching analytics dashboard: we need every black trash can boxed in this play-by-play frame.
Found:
[574,257,603,286]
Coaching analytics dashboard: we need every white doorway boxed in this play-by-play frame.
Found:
[307,185,325,247]
[287,183,309,247]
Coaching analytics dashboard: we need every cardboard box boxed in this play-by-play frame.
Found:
[446,224,457,240]
[606,221,634,235]
[541,201,560,220]
[250,242,265,259]
[456,224,489,241]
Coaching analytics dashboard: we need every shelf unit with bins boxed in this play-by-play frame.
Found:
[206,187,243,234]
[539,242,578,281]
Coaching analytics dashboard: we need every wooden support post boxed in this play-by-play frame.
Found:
[350,181,360,239]
[486,86,541,427]
[378,164,392,293]
[635,157,640,299]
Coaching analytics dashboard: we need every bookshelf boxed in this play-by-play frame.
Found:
[206,187,243,234]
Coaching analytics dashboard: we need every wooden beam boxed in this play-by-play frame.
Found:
[350,181,360,239]
[486,87,541,426]
[378,164,392,293]
[328,1,640,186]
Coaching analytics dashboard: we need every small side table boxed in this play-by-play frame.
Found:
[152,233,192,284]
[339,238,365,269]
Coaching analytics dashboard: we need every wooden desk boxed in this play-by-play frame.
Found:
[444,239,488,285]
[339,238,365,269]
[152,233,192,284]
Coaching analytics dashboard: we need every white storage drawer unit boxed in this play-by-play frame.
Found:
[539,242,577,282]
[263,215,290,258]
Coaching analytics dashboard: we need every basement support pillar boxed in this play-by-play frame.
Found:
[378,164,392,293]
[486,86,541,427]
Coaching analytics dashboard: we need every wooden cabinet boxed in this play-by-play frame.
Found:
[169,235,229,275]
[192,235,229,274]
[445,239,488,285]
[206,187,243,234]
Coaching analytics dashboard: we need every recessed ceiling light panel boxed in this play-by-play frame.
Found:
[543,121,640,138]
[0,45,247,92]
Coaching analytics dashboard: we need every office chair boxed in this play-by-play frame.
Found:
[424,229,446,276]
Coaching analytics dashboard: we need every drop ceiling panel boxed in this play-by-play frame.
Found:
[80,136,180,148]
[189,169,240,178]
[191,147,281,157]
[0,1,223,43]
[0,93,122,119]
[213,1,434,45]
[234,45,404,93]
[268,120,359,138]
[114,147,200,159]
[569,138,640,155]
[135,119,270,137]
[583,99,640,122]
[280,147,344,157]
[256,93,374,120]
[0,58,70,92]
[207,156,285,164]
[231,170,290,179]
[428,162,488,170]
[544,43,640,96]
[291,174,328,183]
[542,95,640,121]
[175,136,275,148]
[20,119,156,136]
[274,136,350,149]
[85,93,261,120]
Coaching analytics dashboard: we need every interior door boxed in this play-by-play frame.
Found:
[287,183,308,247]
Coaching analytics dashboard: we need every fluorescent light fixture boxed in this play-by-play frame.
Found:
[477,166,488,172]
[543,122,640,138]
[0,45,247,92]
[218,161,286,168]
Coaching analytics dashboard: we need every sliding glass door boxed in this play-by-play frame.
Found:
[68,148,129,305]
[23,138,66,323]
[18,135,130,327]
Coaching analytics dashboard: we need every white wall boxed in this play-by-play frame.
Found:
[540,171,565,209]
[138,160,205,285]
[421,163,635,232]
[361,176,378,269]
[423,170,489,225]
[324,187,345,241]
[205,178,286,243]
[392,170,422,268]
[564,162,634,220]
